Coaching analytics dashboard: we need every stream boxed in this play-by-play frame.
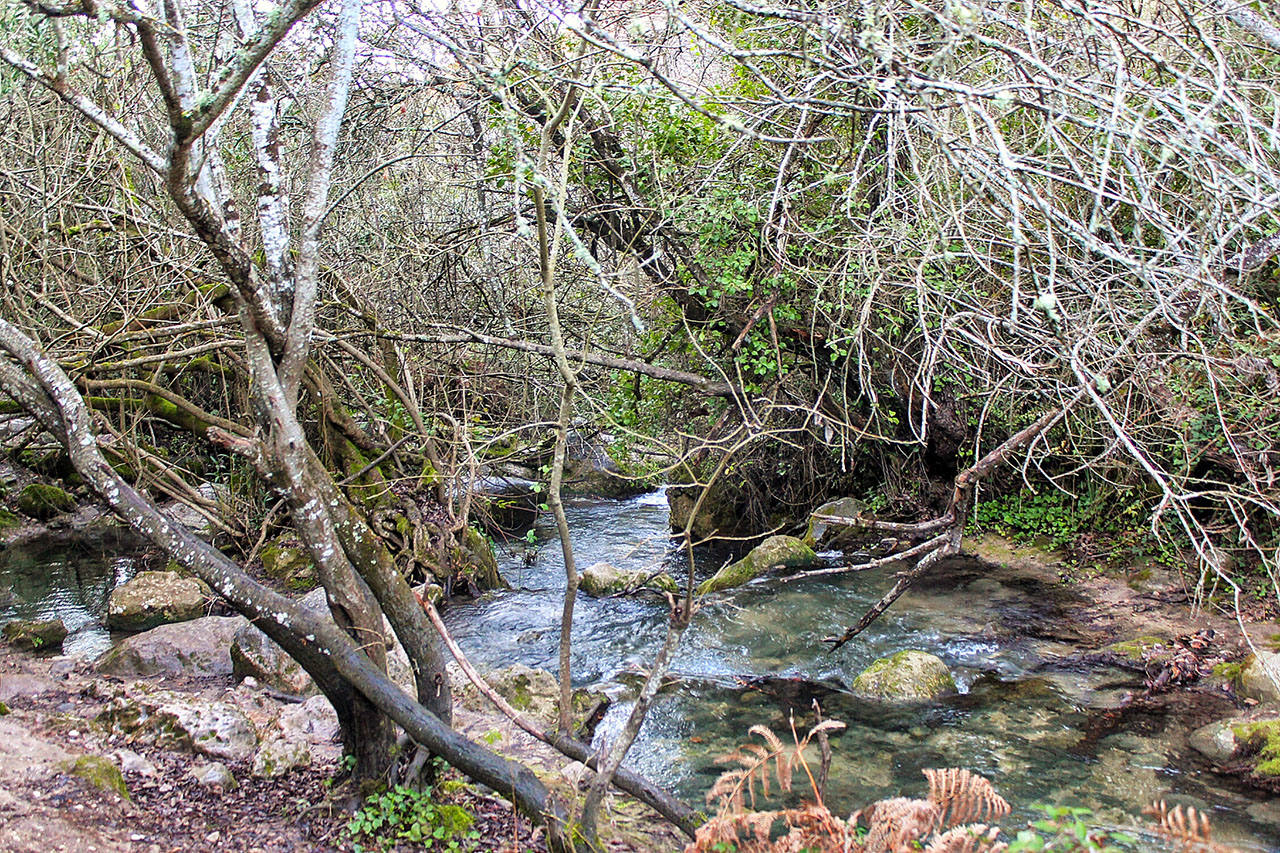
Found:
[446,489,1280,851]
[4,489,1279,850]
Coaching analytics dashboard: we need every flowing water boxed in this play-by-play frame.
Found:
[4,490,1278,849]
[445,489,1280,851]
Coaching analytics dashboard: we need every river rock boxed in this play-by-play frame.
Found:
[1242,651,1280,704]
[96,615,247,678]
[459,663,607,727]
[100,688,258,762]
[107,571,210,632]
[188,762,237,790]
[470,475,541,533]
[231,622,315,696]
[697,535,819,594]
[1188,718,1243,763]
[2,618,68,652]
[276,695,341,746]
[851,650,957,700]
[252,738,311,778]
[60,754,129,800]
[16,482,77,520]
[667,481,746,541]
[260,539,316,591]
[579,562,677,597]
[805,497,867,549]
[560,429,644,498]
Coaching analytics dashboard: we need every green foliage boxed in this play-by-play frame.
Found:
[1007,806,1139,852]
[973,490,1080,550]
[345,784,479,852]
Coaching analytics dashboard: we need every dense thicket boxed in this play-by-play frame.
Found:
[1,0,1278,846]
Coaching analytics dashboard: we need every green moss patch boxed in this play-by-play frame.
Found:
[1234,719,1280,777]
[16,483,77,520]
[61,755,130,800]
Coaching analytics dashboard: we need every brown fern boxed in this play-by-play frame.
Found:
[1145,801,1234,853]
[924,768,1011,829]
[925,824,1008,853]
[857,797,942,853]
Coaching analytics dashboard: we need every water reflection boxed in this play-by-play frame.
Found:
[445,489,1280,852]
[0,544,134,658]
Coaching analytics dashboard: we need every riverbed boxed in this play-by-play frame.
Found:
[4,489,1279,850]
[445,489,1280,851]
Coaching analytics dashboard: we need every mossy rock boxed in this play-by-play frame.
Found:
[1241,651,1280,704]
[260,540,316,589]
[2,618,68,652]
[851,650,957,700]
[0,508,20,530]
[16,482,77,520]
[579,562,677,597]
[1100,635,1169,663]
[667,481,746,541]
[1233,718,1280,777]
[697,535,818,595]
[61,755,130,800]
[454,526,509,591]
[805,497,868,549]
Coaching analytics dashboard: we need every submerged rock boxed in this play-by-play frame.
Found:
[579,562,677,597]
[697,535,819,594]
[96,615,247,678]
[2,618,68,652]
[107,571,210,632]
[851,650,957,700]
[99,688,258,762]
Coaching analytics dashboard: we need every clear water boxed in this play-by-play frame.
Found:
[0,544,135,658]
[445,489,1280,851]
[4,492,1276,849]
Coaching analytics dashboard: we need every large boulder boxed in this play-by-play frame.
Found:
[805,497,868,549]
[2,618,67,652]
[107,571,210,632]
[560,429,645,498]
[697,535,819,595]
[851,650,957,700]
[96,615,247,678]
[1241,651,1280,705]
[231,622,315,696]
[233,589,416,698]
[579,562,677,597]
[99,688,258,762]
[470,475,541,534]
[667,482,748,541]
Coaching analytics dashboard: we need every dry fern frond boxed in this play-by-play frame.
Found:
[1144,800,1233,853]
[688,810,782,852]
[924,768,1011,829]
[858,797,942,853]
[772,803,855,853]
[925,824,1009,853]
